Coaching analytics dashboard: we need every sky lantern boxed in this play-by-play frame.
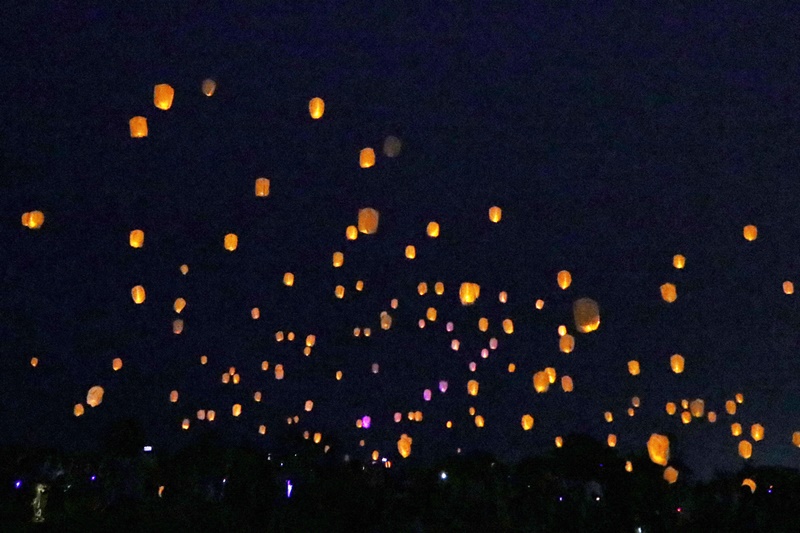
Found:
[459,282,480,305]
[474,415,485,428]
[681,411,691,424]
[792,432,800,447]
[255,177,270,197]
[731,423,742,436]
[381,311,393,330]
[172,319,184,334]
[131,285,146,304]
[631,396,641,408]
[180,264,189,275]
[673,254,685,269]
[545,367,557,384]
[182,419,190,430]
[73,404,84,417]
[736,393,744,404]
[275,364,284,380]
[707,411,717,423]
[426,307,437,321]
[557,325,566,336]
[664,467,678,484]
[625,461,633,472]
[533,371,549,393]
[467,379,479,396]
[129,229,144,248]
[573,297,600,333]
[224,233,238,251]
[502,318,514,334]
[751,424,764,441]
[359,148,375,168]
[397,434,412,458]
[670,354,685,374]
[427,221,440,237]
[783,281,794,295]
[383,135,402,157]
[197,410,206,421]
[30,357,38,367]
[561,375,574,392]
[607,434,617,447]
[557,270,572,290]
[305,334,316,347]
[726,400,736,415]
[405,245,416,259]
[739,440,752,459]
[129,116,147,137]
[112,358,123,371]
[665,402,676,415]
[153,83,174,110]
[346,225,358,240]
[741,478,756,494]
[86,386,104,407]
[417,282,428,295]
[283,272,295,286]
[499,291,508,303]
[254,391,262,402]
[559,334,575,353]
[232,404,242,417]
[743,224,758,241]
[251,307,260,319]
[201,78,216,96]
[535,299,544,310]
[334,285,345,299]
[169,390,179,403]
[555,436,563,448]
[690,399,705,418]
[308,97,324,119]
[488,206,502,223]
[173,298,186,313]
[660,283,677,303]
[628,360,640,376]
[21,211,46,230]
[304,400,314,412]
[435,282,444,295]
[521,414,534,430]
[647,434,670,466]
[478,317,489,332]
[604,411,613,423]
[358,208,379,234]
[331,252,344,267]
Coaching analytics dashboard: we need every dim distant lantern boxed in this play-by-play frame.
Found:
[478,317,489,332]
[459,282,481,305]
[383,135,402,157]
[499,291,508,303]
[632,396,641,408]
[625,461,633,472]
[170,390,179,403]
[682,399,689,409]
[751,424,764,441]
[276,331,285,342]
[73,404,84,417]
[112,358,123,371]
[358,208,379,234]
[426,307,437,321]
[736,393,744,404]
[555,436,563,448]
[335,285,345,299]
[304,400,314,412]
[261,361,269,371]
[660,283,677,303]
[201,78,216,96]
[180,264,189,275]
[681,411,691,424]
[129,229,144,248]
[628,408,635,417]
[435,282,445,295]
[255,177,271,197]
[557,270,572,290]
[182,419,190,430]
[397,434,412,458]
[275,364,284,380]
[390,298,398,309]
[207,411,216,421]
[474,415,485,428]
[308,97,325,119]
[559,334,575,353]
[172,319,184,334]
[488,206,502,223]
[739,440,752,459]
[732,423,742,436]
[129,116,147,137]
[690,399,705,418]
[21,211,45,229]
[535,299,545,310]
[561,375,574,392]
[224,233,238,251]
[197,410,206,421]
[232,404,242,417]
[533,371,550,393]
[607,434,617,447]
[545,367,556,384]
[743,225,758,241]
[283,272,295,286]
[359,148,376,168]
[742,478,756,494]
[467,379,479,396]
[664,467,679,484]
[666,402,676,415]
[417,282,428,295]
[628,360,640,376]
[708,411,717,423]
[258,425,266,435]
[670,354,685,374]
[604,411,614,423]
[173,298,186,314]
[792,431,800,447]
[305,334,316,347]
[251,307,260,319]
[331,252,344,268]
[131,285,146,304]
[405,245,416,259]
[673,254,686,269]
[288,332,295,341]
[153,84,174,110]
[426,221,440,237]
[30,357,38,367]
[508,363,516,373]
[726,400,736,415]
[254,391,262,402]
[521,414,534,431]
[86,386,104,407]
[784,281,794,295]
[573,297,600,333]
[502,319,514,334]
[647,434,670,466]
[380,312,392,330]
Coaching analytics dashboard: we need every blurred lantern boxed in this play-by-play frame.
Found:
[129,116,147,137]
[173,298,186,313]
[478,317,489,332]
[305,334,316,347]
[690,399,705,418]
[283,272,295,286]
[499,291,508,303]
[112,358,123,371]
[666,402,676,415]
[390,298,398,309]
[197,410,206,421]
[670,354,685,374]
[604,411,614,423]
[254,391,262,402]
[751,424,764,441]
[627,408,635,417]
[423,389,432,401]
[381,311,392,330]
[153,84,174,110]
[275,364,284,380]
[535,299,544,310]
[182,419,190,430]
[358,208,379,234]
[346,225,358,240]
[784,281,795,295]
[335,370,343,381]
[30,357,38,367]
[426,307,437,321]
[502,319,514,334]
[708,411,717,423]
[673,254,685,269]
[743,225,758,241]
[405,245,416,259]
[681,411,691,424]
[372,363,379,373]
[545,367,557,384]
[308,97,325,119]
[558,325,566,336]
[561,375,574,392]
[255,177,270,197]
[172,319,183,334]
[427,222,439,237]
[533,371,549,393]
[632,396,641,408]
[474,415,485,428]
[736,393,744,404]
[664,467,678,484]
[488,206,502,223]
[418,282,428,295]
[21,211,46,230]
[169,390,178,403]
[467,380,479,396]
[508,363,516,372]
[573,297,600,333]
[557,270,572,290]
[792,431,800,447]
[625,461,633,472]
[129,229,144,248]
[383,136,402,157]
[251,307,260,319]
[201,78,216,96]
[647,434,670,466]
[331,252,344,268]
[180,264,189,275]
[435,282,444,295]
[555,436,563,448]
[397,434,412,458]
[131,285,146,304]
[359,148,375,168]
[335,285,345,299]
[314,432,322,444]
[304,400,314,412]
[459,282,481,305]
[86,386,104,407]
[74,404,84,417]
[732,423,742,436]
[739,440,752,459]
[276,331,285,342]
[521,414,534,431]
[726,400,736,415]
[232,404,242,417]
[224,233,238,251]
[628,360,640,376]
[258,425,266,435]
[742,478,756,493]
[660,283,677,303]
[559,334,575,354]
[607,434,617,447]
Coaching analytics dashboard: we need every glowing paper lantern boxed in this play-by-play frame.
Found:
[555,436,563,448]
[604,411,614,423]
[690,399,705,418]
[732,423,742,436]
[573,297,600,333]
[112,358,123,371]
[533,371,549,393]
[224,233,238,251]
[251,307,260,319]
[499,291,508,303]
[521,414,534,431]
[304,400,314,412]
[474,415,485,428]
[625,461,633,472]
[275,364,284,380]
[545,367,557,384]
[664,467,678,484]
[478,317,489,332]
[73,404,84,417]
[30,357,38,367]
[131,285,146,304]
[129,116,147,137]
[201,78,216,96]
[359,148,375,168]
[180,264,189,275]
[169,390,179,403]
[405,245,416,259]
[467,380,479,396]
[397,434,412,458]
[172,319,184,335]
[173,298,186,314]
[726,400,736,415]
[607,434,617,447]
[232,404,242,417]
[255,177,270,197]
[628,360,640,376]
[559,334,575,354]
[681,411,691,424]
[792,431,800,447]
[426,221,440,238]
[743,225,758,241]
[784,281,794,295]
[557,270,572,290]
[751,424,764,441]
[426,307,437,321]
[153,84,174,110]
[742,478,756,493]
[647,434,670,466]
[666,402,676,415]
[502,319,514,334]
[670,354,685,374]
[673,254,685,269]
[21,211,45,230]
[736,393,744,404]
[182,419,190,430]
[358,208,379,234]
[129,229,144,248]
[488,206,502,223]
[86,386,104,407]
[660,283,677,303]
[283,272,295,286]
[739,440,752,459]
[435,282,444,295]
[459,282,481,305]
[308,97,324,119]
[561,375,574,392]
[535,299,544,310]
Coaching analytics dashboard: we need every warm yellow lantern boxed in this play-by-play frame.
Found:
[129,116,147,138]
[604,411,614,423]
[792,431,800,447]
[647,434,670,466]
[467,379,479,396]
[181,419,190,430]
[308,97,325,119]
[359,148,375,168]
[334,285,345,299]
[535,299,545,310]
[129,229,144,248]
[380,312,392,330]
[180,264,189,275]
[478,317,489,332]
[435,282,444,295]
[173,298,186,314]
[743,225,758,241]
[21,211,46,230]
[726,400,736,415]
[224,233,238,251]
[201,78,216,96]
[358,208,379,234]
[254,391,262,402]
[314,432,322,444]
[732,423,742,436]
[632,396,641,408]
[664,466,678,484]
[681,411,691,424]
[283,272,295,286]
[332,252,344,267]
[673,254,685,269]
[557,325,566,337]
[628,360,640,376]
[521,414,534,431]
[660,283,677,303]
[784,281,794,295]
[557,270,572,290]
[751,424,764,441]
[112,358,123,371]
[74,404,84,417]
[607,434,617,447]
[559,334,575,354]
[336,370,343,381]
[86,386,104,407]
[555,436,563,448]
[426,307,437,321]
[30,357,38,368]
[573,297,600,333]
[405,245,416,259]
[561,375,574,392]
[625,461,633,472]
[251,307,260,319]
[255,177,270,197]
[232,404,242,417]
[502,319,514,334]
[275,364,284,380]
[670,354,685,374]
[739,440,752,459]
[131,285,146,304]
[459,282,481,305]
[533,371,550,393]
[397,434,412,458]
[304,400,314,412]
[153,84,174,110]
[666,402,677,415]
[707,411,717,423]
[169,390,179,403]
[488,206,502,223]
[417,282,428,295]
[426,221,440,238]
[545,367,556,384]
[741,478,756,493]
[690,399,705,418]
[507,363,516,373]
[736,393,744,404]
[474,415,485,428]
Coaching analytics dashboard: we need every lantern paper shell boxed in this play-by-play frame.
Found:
[358,208,379,234]
[359,148,375,168]
[647,434,670,466]
[153,84,174,110]
[743,225,758,241]
[131,285,146,304]
[129,116,147,137]
[86,386,104,407]
[557,270,572,290]
[202,78,216,96]
[573,297,600,333]
[660,283,677,303]
[308,97,325,119]
[255,177,271,197]
[459,282,480,305]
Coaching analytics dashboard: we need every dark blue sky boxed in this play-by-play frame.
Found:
[3,3,800,479]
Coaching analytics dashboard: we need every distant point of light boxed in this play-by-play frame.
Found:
[286,480,293,498]
[558,496,563,502]
[677,507,682,513]
[143,445,152,452]
[595,496,600,501]
[14,480,22,489]
[90,475,96,481]
[222,478,227,484]
[440,471,447,480]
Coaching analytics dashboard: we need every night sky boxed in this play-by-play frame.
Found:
[3,4,800,480]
